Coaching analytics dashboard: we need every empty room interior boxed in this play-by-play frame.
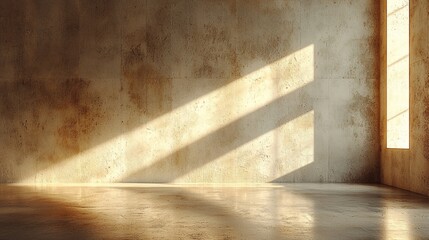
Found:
[0,0,428,239]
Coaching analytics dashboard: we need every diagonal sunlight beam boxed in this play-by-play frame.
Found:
[126,44,314,152]
[121,44,315,182]
[122,82,313,182]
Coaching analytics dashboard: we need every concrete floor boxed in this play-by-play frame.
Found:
[0,184,428,240]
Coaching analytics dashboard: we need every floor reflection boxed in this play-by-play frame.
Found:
[0,184,428,239]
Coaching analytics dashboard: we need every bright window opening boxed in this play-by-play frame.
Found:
[386,0,409,149]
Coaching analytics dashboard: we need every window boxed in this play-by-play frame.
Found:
[386,0,409,149]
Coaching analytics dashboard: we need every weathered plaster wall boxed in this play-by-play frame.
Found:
[0,0,379,183]
[381,0,429,196]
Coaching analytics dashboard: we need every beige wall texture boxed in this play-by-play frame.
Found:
[381,0,429,196]
[0,0,379,183]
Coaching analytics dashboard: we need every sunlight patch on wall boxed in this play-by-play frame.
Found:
[177,110,314,183]
[386,0,409,149]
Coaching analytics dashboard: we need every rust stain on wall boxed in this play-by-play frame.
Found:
[0,78,103,164]
[121,1,173,117]
[54,79,103,153]
[122,43,172,117]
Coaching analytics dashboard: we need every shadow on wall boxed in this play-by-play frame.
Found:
[0,0,379,183]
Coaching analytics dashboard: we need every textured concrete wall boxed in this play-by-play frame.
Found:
[381,0,429,196]
[0,0,379,183]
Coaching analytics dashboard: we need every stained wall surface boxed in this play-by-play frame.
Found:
[0,0,380,183]
[381,0,429,196]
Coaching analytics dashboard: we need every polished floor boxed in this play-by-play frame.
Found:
[0,184,428,240]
